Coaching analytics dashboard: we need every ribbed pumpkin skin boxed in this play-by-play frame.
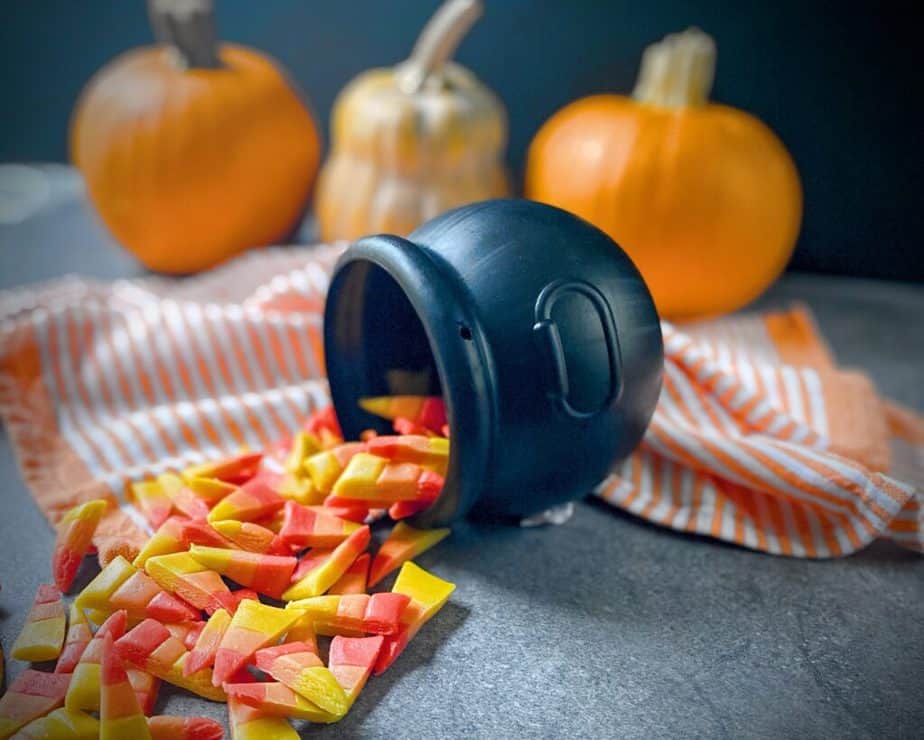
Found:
[71,45,320,274]
[525,95,802,319]
[315,63,509,242]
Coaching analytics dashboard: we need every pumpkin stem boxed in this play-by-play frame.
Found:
[632,27,716,108]
[399,0,483,93]
[147,0,221,69]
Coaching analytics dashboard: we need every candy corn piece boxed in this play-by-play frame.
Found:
[184,476,238,503]
[65,610,127,712]
[374,562,455,674]
[366,434,449,468]
[329,635,384,708]
[110,568,202,623]
[207,473,284,524]
[11,584,66,661]
[253,643,349,719]
[368,522,451,587]
[133,516,230,568]
[225,681,336,723]
[166,621,206,651]
[303,442,366,493]
[147,715,224,740]
[228,588,260,614]
[14,708,99,740]
[277,500,361,550]
[277,472,324,505]
[158,473,211,520]
[127,667,160,715]
[130,480,173,530]
[188,546,296,599]
[332,453,439,504]
[212,600,301,687]
[183,451,264,485]
[359,396,446,432]
[184,609,230,676]
[211,519,278,553]
[228,695,298,740]
[55,604,93,674]
[283,525,371,601]
[115,619,226,701]
[285,430,323,474]
[52,499,107,592]
[286,593,410,636]
[388,470,444,520]
[328,552,370,595]
[0,669,71,739]
[144,552,234,614]
[321,497,373,523]
[75,555,136,613]
[304,405,342,440]
[99,632,152,740]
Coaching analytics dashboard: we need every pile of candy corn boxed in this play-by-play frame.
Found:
[1,397,454,739]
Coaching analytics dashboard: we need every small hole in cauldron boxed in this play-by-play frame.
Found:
[459,325,473,341]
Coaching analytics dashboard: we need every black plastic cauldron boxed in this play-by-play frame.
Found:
[323,199,663,527]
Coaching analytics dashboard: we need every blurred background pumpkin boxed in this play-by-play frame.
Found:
[70,0,320,274]
[315,0,509,241]
[526,28,802,320]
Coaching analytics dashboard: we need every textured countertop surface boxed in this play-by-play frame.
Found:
[0,166,922,738]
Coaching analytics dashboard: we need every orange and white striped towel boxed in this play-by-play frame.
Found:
[0,245,921,561]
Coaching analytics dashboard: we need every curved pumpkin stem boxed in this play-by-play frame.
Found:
[632,27,716,108]
[399,0,483,93]
[147,0,221,69]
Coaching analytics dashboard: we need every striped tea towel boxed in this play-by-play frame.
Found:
[0,245,921,561]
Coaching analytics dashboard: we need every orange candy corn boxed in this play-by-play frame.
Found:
[182,451,264,485]
[328,552,370,595]
[110,568,201,624]
[228,695,298,740]
[329,634,384,707]
[11,583,66,662]
[55,603,93,674]
[148,715,223,740]
[207,473,285,524]
[303,442,367,493]
[285,593,410,636]
[184,609,231,676]
[65,610,127,712]
[283,525,370,601]
[359,396,446,433]
[133,516,231,568]
[130,480,174,530]
[225,680,336,723]
[374,561,455,674]
[211,519,279,553]
[277,500,361,550]
[188,545,297,599]
[0,669,71,739]
[127,666,160,715]
[99,632,152,740]
[148,715,224,740]
[332,453,438,504]
[115,619,225,702]
[387,470,444,520]
[52,499,107,592]
[144,552,235,615]
[368,521,451,587]
[366,434,449,469]
[212,600,301,687]
[253,642,349,719]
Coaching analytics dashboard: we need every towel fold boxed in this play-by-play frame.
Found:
[1,245,920,561]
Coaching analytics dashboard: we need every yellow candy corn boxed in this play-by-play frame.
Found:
[12,584,66,662]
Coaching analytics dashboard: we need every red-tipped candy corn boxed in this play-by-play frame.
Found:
[184,609,231,676]
[285,593,410,636]
[283,526,370,601]
[211,519,279,553]
[188,545,296,599]
[144,552,235,615]
[182,451,264,484]
[0,669,71,738]
[304,406,342,440]
[13,707,99,739]
[225,681,335,723]
[52,499,107,592]
[253,643,349,718]
[375,562,455,674]
[148,715,224,740]
[127,666,160,716]
[328,552,370,595]
[207,473,284,524]
[11,583,66,662]
[100,632,152,740]
[65,610,128,712]
[368,522,451,587]
[211,600,301,687]
[228,695,298,740]
[55,603,93,674]
[329,634,384,706]
[277,500,361,550]
[130,480,173,530]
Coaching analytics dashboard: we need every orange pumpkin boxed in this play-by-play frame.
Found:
[70,0,320,274]
[526,28,802,320]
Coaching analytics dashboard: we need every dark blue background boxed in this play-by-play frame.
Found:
[2,1,920,280]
